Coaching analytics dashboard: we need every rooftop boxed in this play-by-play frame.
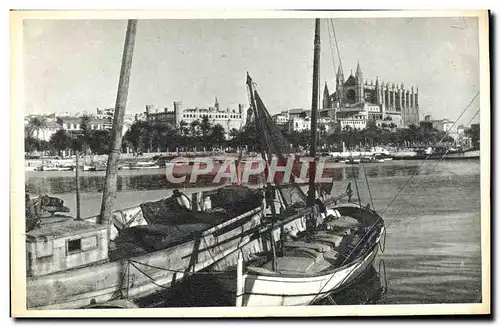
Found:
[26,219,107,241]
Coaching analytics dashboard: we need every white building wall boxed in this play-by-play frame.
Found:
[289,117,311,132]
[180,109,245,134]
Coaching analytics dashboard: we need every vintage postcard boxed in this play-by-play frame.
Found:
[10,10,490,317]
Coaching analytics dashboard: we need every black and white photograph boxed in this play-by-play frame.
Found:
[10,10,490,317]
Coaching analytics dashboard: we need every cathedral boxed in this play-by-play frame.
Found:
[321,62,420,128]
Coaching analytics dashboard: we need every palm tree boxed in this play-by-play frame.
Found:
[200,116,212,138]
[178,120,189,137]
[190,120,201,137]
[26,116,48,153]
[79,114,92,154]
[210,124,226,151]
[49,129,73,157]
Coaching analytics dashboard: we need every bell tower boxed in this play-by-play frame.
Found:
[336,65,344,106]
[355,62,364,103]
[322,82,330,109]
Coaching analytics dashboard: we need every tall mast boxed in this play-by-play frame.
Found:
[246,73,278,271]
[307,18,321,206]
[98,20,138,237]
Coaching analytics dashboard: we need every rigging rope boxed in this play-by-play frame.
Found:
[379,92,479,217]
[383,107,480,231]
[330,18,344,73]
[378,259,388,297]
[340,99,479,265]
[360,160,375,210]
[352,166,363,208]
[326,19,337,80]
[128,259,228,276]
[309,98,479,305]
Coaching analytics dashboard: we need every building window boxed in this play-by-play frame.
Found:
[67,238,82,254]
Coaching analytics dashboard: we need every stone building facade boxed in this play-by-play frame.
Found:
[322,63,420,128]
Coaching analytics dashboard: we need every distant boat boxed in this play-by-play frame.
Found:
[39,163,72,171]
[391,147,479,160]
[345,158,360,164]
[130,160,160,169]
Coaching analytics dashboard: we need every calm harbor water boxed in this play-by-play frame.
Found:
[25,159,482,305]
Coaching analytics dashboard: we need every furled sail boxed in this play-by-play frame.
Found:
[247,74,308,209]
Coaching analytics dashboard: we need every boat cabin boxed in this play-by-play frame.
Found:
[26,219,108,277]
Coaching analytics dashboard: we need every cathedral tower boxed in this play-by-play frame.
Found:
[336,65,344,106]
[355,62,364,103]
[214,97,220,110]
[322,82,330,109]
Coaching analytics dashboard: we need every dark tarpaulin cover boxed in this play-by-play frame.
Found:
[209,185,263,217]
[116,186,262,252]
[115,223,213,252]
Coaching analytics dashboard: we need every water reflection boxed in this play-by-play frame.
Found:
[26,161,439,195]
[314,262,387,306]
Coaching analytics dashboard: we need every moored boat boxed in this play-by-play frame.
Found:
[24,21,270,311]
[209,201,384,306]
[26,185,266,309]
[206,19,385,307]
[129,160,160,169]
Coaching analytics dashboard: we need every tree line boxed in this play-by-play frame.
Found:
[25,114,463,157]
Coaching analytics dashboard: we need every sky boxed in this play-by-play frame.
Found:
[23,16,481,126]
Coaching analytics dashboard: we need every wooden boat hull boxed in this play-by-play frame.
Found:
[215,240,380,306]
[209,203,385,306]
[26,207,264,310]
[243,244,377,306]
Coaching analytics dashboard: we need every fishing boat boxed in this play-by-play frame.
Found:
[24,21,269,310]
[26,185,267,310]
[39,163,59,171]
[344,157,361,164]
[207,19,385,307]
[129,160,160,169]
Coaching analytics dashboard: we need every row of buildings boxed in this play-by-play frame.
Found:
[272,62,421,132]
[25,97,249,141]
[24,108,135,141]
[26,63,468,145]
[134,97,248,135]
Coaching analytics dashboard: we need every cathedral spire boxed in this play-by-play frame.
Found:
[355,61,362,76]
[215,96,219,110]
[322,82,330,109]
[337,65,344,80]
[323,81,329,95]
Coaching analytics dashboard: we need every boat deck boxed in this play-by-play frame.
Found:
[247,215,376,276]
